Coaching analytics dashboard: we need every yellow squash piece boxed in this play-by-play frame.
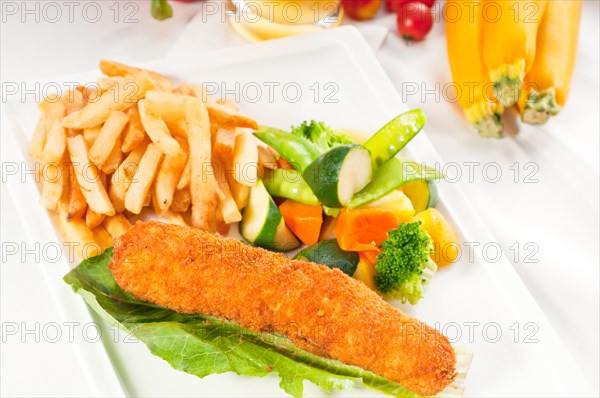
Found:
[412,208,459,267]
[518,0,583,124]
[482,0,547,107]
[353,254,379,292]
[446,0,503,137]
[360,190,415,221]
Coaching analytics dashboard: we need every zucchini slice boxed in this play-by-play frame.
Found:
[240,180,300,252]
[303,145,372,208]
[401,180,438,213]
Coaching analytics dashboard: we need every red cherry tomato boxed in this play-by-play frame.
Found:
[385,0,435,12]
[396,2,433,41]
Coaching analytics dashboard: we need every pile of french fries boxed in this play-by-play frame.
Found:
[30,60,263,260]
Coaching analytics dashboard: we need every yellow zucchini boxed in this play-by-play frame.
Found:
[482,0,547,106]
[446,0,503,137]
[518,0,582,124]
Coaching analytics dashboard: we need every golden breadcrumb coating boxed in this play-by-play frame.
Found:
[109,221,456,395]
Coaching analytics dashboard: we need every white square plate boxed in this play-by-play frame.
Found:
[2,27,594,397]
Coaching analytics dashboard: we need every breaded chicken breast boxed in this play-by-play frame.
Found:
[109,221,456,395]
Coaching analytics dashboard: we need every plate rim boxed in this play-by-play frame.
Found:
[1,25,594,397]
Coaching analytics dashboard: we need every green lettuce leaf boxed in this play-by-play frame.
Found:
[63,249,422,398]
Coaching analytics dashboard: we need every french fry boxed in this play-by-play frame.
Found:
[86,207,106,229]
[124,143,164,214]
[121,105,145,152]
[65,89,85,115]
[79,86,102,105]
[103,214,132,239]
[57,201,101,260]
[161,209,188,226]
[213,153,242,224]
[99,60,173,92]
[138,99,181,156]
[212,128,249,209]
[185,98,217,232]
[164,119,188,139]
[208,102,259,130]
[233,133,259,186]
[258,145,278,171]
[83,126,101,147]
[171,188,191,213]
[62,71,154,129]
[97,76,125,92]
[173,83,194,96]
[64,90,86,137]
[29,114,47,159]
[152,139,188,215]
[98,59,142,76]
[67,164,87,221]
[146,90,258,131]
[109,142,147,212]
[216,98,239,111]
[102,136,123,175]
[46,102,68,161]
[144,91,191,120]
[176,155,191,190]
[39,160,67,211]
[190,84,214,104]
[144,90,209,142]
[89,110,129,167]
[38,93,61,113]
[228,172,250,211]
[67,135,115,215]
[42,120,67,163]
[92,225,113,251]
[216,218,231,236]
[35,60,268,245]
[191,85,258,129]
[39,94,67,137]
[213,128,236,159]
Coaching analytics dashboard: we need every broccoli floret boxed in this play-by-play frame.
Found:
[290,121,352,154]
[374,221,437,305]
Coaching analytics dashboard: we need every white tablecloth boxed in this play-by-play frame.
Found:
[1,1,598,396]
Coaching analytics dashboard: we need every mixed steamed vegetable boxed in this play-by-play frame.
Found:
[242,109,459,304]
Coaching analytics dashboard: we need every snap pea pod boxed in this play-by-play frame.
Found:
[348,157,443,208]
[262,169,319,205]
[253,127,321,173]
[364,109,426,168]
[323,206,341,217]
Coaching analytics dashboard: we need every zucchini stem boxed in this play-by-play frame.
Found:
[521,88,561,125]
[475,113,503,139]
[489,60,525,107]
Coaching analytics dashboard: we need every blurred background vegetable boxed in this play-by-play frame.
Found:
[481,0,547,107]
[151,0,174,20]
[518,0,583,124]
[446,0,582,136]
[341,0,382,20]
[445,0,504,137]
[396,2,433,41]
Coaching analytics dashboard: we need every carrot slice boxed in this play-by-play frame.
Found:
[336,207,401,252]
[360,249,381,265]
[279,199,323,246]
